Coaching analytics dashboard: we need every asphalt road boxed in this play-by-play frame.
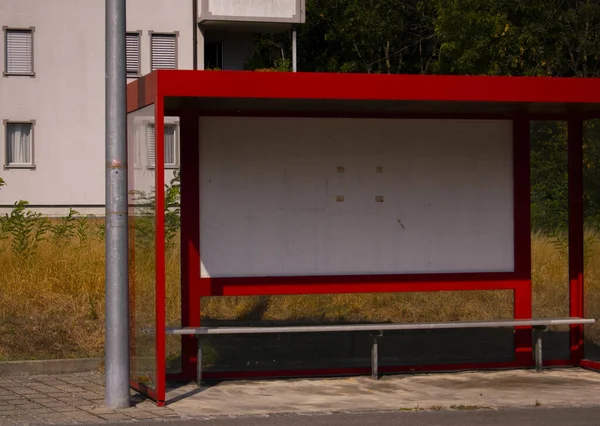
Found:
[99,407,600,426]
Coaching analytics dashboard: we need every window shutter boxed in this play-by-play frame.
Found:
[5,29,33,75]
[147,124,156,168]
[151,34,176,70]
[126,33,140,77]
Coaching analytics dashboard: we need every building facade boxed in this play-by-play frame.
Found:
[0,0,304,215]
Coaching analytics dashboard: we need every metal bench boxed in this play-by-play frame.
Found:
[167,317,595,385]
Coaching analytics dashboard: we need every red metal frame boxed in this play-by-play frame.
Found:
[180,111,201,380]
[126,70,600,406]
[569,119,585,364]
[154,97,167,405]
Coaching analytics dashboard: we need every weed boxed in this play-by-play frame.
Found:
[450,405,488,410]
[5,200,50,259]
[50,208,78,245]
[1,194,600,362]
[76,215,92,245]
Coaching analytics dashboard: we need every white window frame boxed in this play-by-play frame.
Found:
[146,122,179,169]
[4,120,36,169]
[126,30,142,78]
[3,26,35,77]
[149,31,179,71]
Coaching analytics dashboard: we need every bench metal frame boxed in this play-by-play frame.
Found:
[167,317,595,385]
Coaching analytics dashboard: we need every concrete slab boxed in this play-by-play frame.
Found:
[166,368,600,417]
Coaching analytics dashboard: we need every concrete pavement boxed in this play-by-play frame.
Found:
[2,368,600,424]
[167,368,600,417]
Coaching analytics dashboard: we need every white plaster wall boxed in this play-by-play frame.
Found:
[205,0,297,20]
[0,0,105,208]
[199,117,515,278]
[0,0,192,212]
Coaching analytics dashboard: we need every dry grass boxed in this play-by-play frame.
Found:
[1,230,600,361]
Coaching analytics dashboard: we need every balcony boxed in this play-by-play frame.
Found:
[198,0,305,32]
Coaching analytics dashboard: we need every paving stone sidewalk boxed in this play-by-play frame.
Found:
[0,372,178,425]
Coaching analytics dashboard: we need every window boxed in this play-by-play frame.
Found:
[3,28,34,76]
[126,32,141,78]
[150,33,177,70]
[147,123,178,168]
[4,121,34,168]
[204,41,223,70]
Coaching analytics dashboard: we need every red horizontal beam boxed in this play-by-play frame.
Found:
[200,274,526,297]
[580,359,600,371]
[156,70,600,106]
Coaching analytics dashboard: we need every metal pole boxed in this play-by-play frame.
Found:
[371,332,381,380]
[534,328,543,373]
[292,26,297,72]
[105,0,130,409]
[197,337,203,387]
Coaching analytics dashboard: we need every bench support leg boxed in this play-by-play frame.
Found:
[371,333,381,380]
[197,337,203,386]
[534,328,544,373]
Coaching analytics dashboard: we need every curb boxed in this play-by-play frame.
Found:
[0,358,103,376]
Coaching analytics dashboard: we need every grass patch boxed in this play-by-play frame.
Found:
[1,206,600,362]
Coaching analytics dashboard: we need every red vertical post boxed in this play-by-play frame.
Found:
[155,96,167,406]
[513,118,533,365]
[568,118,585,364]
[180,111,201,380]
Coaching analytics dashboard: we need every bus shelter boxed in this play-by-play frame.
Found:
[126,70,600,405]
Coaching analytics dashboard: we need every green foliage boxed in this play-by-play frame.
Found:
[76,216,92,245]
[530,122,568,233]
[246,0,600,234]
[50,208,79,245]
[130,170,181,250]
[5,201,51,259]
[0,177,5,189]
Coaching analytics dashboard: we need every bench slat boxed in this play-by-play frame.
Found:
[166,317,595,335]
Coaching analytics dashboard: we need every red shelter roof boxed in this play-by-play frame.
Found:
[128,70,600,119]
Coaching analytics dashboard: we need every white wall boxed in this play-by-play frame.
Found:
[199,117,515,278]
[200,0,302,22]
[0,0,105,211]
[0,0,193,215]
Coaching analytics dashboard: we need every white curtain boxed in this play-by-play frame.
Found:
[7,123,32,165]
[164,125,176,166]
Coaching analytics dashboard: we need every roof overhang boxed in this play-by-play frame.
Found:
[128,70,600,120]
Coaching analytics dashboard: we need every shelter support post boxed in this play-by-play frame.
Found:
[568,118,585,364]
[371,332,382,380]
[196,336,203,386]
[534,326,547,373]
[180,111,202,380]
[513,118,533,365]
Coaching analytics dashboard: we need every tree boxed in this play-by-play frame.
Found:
[246,0,600,233]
